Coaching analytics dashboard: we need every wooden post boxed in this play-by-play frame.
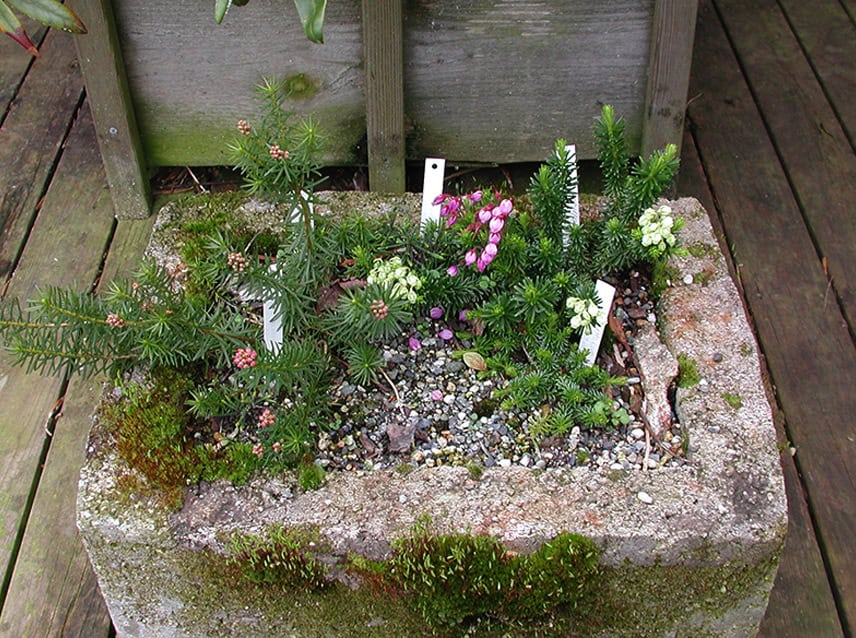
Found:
[641,0,700,157]
[69,0,151,219]
[361,0,406,193]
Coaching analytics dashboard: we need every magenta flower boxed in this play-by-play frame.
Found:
[447,265,458,276]
[489,217,505,233]
[430,306,444,319]
[464,249,478,266]
[478,207,493,224]
[488,232,502,245]
[477,257,487,272]
[409,337,422,351]
[469,190,483,202]
[459,309,470,321]
[438,328,454,340]
[430,389,444,401]
[483,242,498,258]
[433,193,448,206]
[497,198,513,216]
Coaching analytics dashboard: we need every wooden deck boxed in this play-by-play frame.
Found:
[0,1,853,635]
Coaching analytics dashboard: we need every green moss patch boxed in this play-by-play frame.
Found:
[722,392,743,410]
[100,368,257,509]
[162,529,778,637]
[677,353,701,388]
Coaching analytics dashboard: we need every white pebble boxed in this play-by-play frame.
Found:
[683,274,694,285]
[498,459,512,468]
[637,491,654,504]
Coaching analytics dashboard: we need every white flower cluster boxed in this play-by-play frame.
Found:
[638,204,677,255]
[566,296,602,334]
[367,256,422,305]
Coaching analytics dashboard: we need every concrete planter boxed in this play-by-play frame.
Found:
[78,197,786,637]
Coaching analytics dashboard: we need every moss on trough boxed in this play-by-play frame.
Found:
[91,533,778,638]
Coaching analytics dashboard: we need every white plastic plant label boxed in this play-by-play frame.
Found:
[263,264,283,354]
[290,190,315,229]
[579,279,616,366]
[420,157,446,226]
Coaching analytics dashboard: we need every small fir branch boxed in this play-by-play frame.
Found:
[527,140,577,250]
[595,104,630,205]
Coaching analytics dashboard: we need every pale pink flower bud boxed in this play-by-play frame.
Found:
[464,249,478,266]
[489,217,505,233]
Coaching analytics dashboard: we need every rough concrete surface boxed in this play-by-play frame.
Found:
[78,197,787,637]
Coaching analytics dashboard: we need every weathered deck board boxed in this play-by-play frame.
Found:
[0,214,157,636]
[0,379,112,638]
[679,126,845,638]
[758,449,846,637]
[777,0,856,147]
[0,17,46,121]
[688,2,856,634]
[714,0,856,337]
[0,30,84,277]
[0,104,116,631]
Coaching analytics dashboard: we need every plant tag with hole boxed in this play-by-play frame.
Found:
[420,158,446,226]
[579,279,615,366]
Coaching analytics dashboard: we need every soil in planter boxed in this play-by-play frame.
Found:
[317,267,686,475]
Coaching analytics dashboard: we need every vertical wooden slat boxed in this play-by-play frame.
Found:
[361,0,405,193]
[641,0,699,156]
[69,0,150,219]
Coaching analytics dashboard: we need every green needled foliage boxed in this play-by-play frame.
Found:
[0,259,256,378]
[528,139,578,250]
[229,77,326,252]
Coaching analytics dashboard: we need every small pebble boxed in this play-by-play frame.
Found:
[637,491,654,504]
